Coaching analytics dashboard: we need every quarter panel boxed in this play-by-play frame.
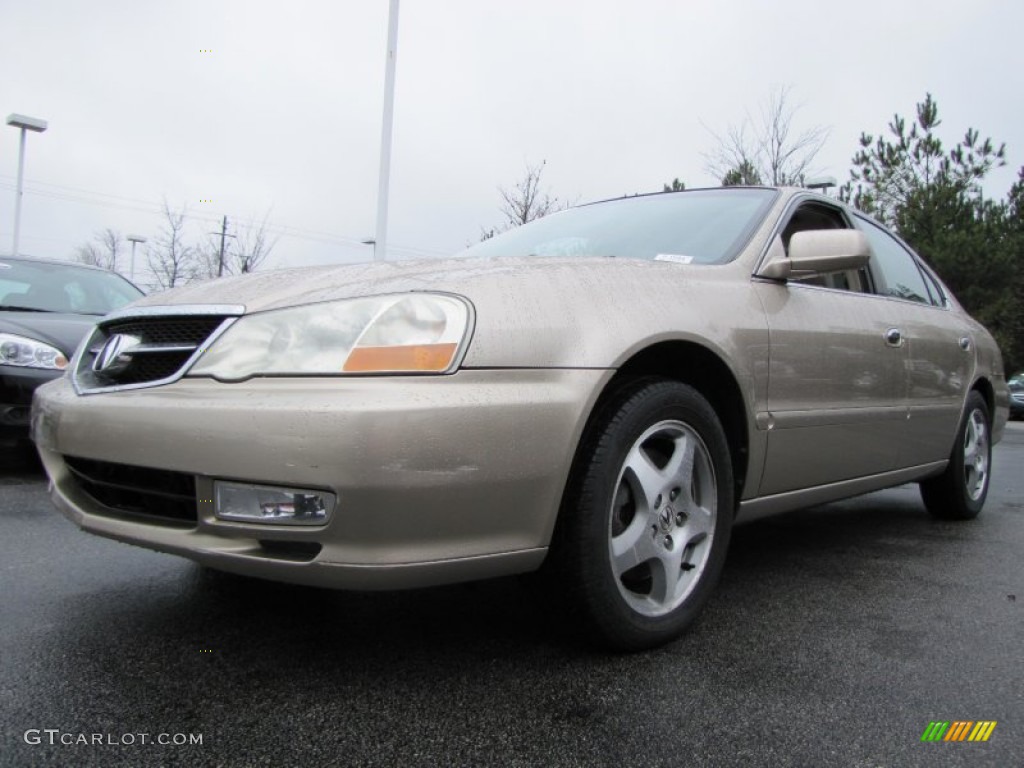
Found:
[896,303,974,462]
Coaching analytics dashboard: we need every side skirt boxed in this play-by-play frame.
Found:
[735,461,948,524]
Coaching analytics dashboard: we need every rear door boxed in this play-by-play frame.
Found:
[854,216,973,464]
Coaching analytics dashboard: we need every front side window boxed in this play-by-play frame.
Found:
[857,218,932,304]
[782,200,870,292]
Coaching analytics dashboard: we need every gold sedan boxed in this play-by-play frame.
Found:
[32,187,1010,650]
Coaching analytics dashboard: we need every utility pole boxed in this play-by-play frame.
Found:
[212,215,233,277]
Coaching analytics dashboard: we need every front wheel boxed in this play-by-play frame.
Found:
[920,390,991,520]
[550,379,734,651]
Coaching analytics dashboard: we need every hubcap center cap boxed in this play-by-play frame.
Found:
[658,506,676,533]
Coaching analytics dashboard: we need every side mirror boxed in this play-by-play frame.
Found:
[757,230,871,280]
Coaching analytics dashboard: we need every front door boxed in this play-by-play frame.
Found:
[754,280,907,496]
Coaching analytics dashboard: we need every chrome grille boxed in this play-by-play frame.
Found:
[104,317,225,346]
[73,305,243,394]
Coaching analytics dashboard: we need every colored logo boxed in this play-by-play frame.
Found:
[921,721,997,742]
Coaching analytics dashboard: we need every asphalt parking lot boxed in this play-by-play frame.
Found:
[2,424,1022,767]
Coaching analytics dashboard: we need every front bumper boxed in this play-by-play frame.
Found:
[33,369,608,589]
[2,365,63,446]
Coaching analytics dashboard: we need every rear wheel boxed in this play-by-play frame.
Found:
[550,379,734,651]
[920,391,991,520]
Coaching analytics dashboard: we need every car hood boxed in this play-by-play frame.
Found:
[130,256,663,312]
[0,311,101,356]
[126,256,756,369]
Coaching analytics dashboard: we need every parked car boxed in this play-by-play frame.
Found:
[1010,380,1024,420]
[32,187,1010,650]
[1,256,142,454]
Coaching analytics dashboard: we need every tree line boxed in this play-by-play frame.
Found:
[492,90,1022,373]
[73,90,1022,373]
[75,202,276,291]
[842,93,1021,376]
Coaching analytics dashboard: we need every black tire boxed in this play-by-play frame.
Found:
[548,378,734,651]
[920,391,991,520]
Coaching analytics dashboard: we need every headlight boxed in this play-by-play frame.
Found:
[0,333,68,370]
[188,293,472,380]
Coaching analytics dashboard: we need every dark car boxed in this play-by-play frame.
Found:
[1,256,143,453]
[1010,380,1024,420]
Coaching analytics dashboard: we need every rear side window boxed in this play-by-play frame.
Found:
[918,262,949,307]
[857,218,932,304]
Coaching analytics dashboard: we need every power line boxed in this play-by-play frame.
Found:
[0,176,454,258]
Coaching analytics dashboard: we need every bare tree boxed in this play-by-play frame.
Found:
[75,242,105,269]
[193,236,222,282]
[74,228,123,271]
[147,201,195,290]
[229,211,278,274]
[193,220,234,282]
[703,120,762,186]
[482,160,566,239]
[703,86,830,186]
[193,212,278,279]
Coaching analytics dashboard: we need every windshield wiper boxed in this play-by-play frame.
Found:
[0,305,53,313]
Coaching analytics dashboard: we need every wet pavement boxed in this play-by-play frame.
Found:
[2,425,1022,767]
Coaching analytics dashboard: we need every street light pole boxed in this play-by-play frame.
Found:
[373,0,400,263]
[6,114,48,258]
[126,234,147,282]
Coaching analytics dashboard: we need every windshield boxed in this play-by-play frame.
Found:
[0,259,143,315]
[460,188,778,264]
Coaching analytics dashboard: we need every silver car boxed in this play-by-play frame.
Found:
[32,187,1010,650]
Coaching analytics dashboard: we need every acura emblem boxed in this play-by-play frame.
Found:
[658,506,675,533]
[93,334,140,374]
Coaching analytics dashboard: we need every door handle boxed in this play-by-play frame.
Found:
[885,328,904,348]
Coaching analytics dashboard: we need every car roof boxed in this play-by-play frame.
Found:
[579,185,834,212]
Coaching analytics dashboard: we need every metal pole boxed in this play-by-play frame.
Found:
[374,0,400,263]
[12,127,27,257]
[126,235,146,283]
[218,215,228,277]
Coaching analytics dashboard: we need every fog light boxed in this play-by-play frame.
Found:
[214,481,335,526]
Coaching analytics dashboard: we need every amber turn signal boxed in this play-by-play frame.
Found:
[342,342,458,373]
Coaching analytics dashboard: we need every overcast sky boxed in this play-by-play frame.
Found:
[2,0,1022,284]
